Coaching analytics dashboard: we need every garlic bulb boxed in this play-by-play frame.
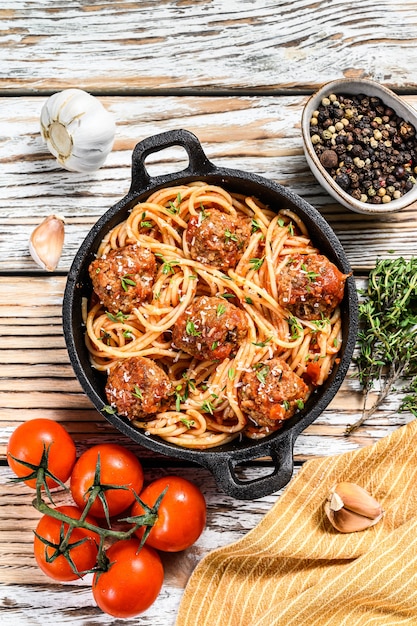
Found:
[324,482,384,533]
[40,89,115,173]
[29,214,65,271]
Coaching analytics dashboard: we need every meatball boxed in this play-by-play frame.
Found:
[105,356,172,421]
[186,208,252,271]
[276,253,348,320]
[172,295,248,361]
[89,243,156,314]
[238,357,308,433]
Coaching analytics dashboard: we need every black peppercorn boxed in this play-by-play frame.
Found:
[335,173,350,189]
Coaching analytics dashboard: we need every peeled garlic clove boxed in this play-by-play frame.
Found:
[325,501,383,533]
[29,214,65,271]
[40,89,116,173]
[325,482,384,533]
[330,482,383,519]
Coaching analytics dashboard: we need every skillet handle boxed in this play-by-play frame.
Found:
[129,129,216,193]
[206,432,296,500]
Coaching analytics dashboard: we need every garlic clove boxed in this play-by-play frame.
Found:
[40,89,115,173]
[325,482,384,533]
[324,501,383,533]
[329,482,383,519]
[29,214,65,272]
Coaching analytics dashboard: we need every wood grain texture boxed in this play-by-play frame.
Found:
[1,95,417,274]
[2,0,417,94]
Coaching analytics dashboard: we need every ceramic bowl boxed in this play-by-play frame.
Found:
[301,78,417,214]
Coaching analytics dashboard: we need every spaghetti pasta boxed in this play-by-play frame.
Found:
[84,182,347,449]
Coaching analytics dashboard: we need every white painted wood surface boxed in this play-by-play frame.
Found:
[2,0,417,93]
[2,1,417,624]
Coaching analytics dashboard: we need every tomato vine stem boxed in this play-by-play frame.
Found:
[20,451,165,576]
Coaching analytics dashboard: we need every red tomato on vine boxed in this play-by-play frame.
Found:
[92,539,164,617]
[7,418,76,490]
[131,475,206,552]
[34,505,99,581]
[70,443,144,519]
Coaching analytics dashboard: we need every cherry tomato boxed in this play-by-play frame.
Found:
[132,475,206,552]
[34,505,99,581]
[70,443,144,519]
[92,539,163,618]
[7,418,76,489]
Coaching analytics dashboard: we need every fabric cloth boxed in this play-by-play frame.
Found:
[176,421,417,626]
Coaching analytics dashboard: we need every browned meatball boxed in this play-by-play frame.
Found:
[238,357,308,433]
[276,254,348,320]
[172,295,248,361]
[89,243,156,314]
[186,208,252,271]
[105,356,172,420]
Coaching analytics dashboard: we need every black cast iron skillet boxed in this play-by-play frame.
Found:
[63,129,358,500]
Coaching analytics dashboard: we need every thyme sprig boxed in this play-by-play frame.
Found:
[346,257,417,434]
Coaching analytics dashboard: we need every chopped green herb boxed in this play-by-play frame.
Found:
[185,319,201,336]
[249,257,265,271]
[201,399,215,414]
[288,315,303,339]
[211,340,219,351]
[296,399,305,410]
[216,303,226,317]
[283,400,290,410]
[228,367,235,380]
[244,296,253,304]
[166,193,182,214]
[102,405,116,415]
[251,218,261,233]
[288,223,295,236]
[225,228,238,242]
[140,212,153,228]
[132,385,143,400]
[180,417,195,429]
[311,316,330,332]
[106,311,129,323]
[155,253,179,275]
[219,292,236,299]
[121,274,136,291]
[255,365,269,384]
[301,263,320,282]
[173,376,196,411]
[277,218,285,227]
[252,336,272,348]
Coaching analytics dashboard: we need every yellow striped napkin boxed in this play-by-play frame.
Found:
[176,420,417,626]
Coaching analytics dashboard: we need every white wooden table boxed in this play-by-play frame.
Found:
[1,2,417,624]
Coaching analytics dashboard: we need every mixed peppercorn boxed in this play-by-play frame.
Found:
[309,93,417,204]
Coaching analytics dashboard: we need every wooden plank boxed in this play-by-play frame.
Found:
[2,1,417,94]
[1,95,417,272]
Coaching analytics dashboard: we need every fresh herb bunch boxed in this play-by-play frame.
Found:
[346,257,417,434]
